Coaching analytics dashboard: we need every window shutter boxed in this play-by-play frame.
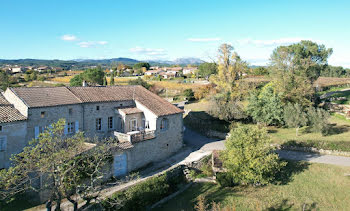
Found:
[35,126,39,139]
[1,137,7,151]
[75,121,79,133]
[64,124,68,135]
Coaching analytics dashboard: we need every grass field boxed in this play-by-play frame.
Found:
[269,114,350,151]
[154,162,350,211]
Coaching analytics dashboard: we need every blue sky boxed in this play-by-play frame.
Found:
[1,0,350,67]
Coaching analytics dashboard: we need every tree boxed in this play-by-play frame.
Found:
[0,70,9,90]
[247,82,284,126]
[209,93,246,121]
[110,71,115,85]
[70,74,83,86]
[128,78,151,89]
[183,89,195,101]
[270,40,333,106]
[69,67,105,86]
[283,103,308,136]
[0,119,111,210]
[221,125,286,185]
[198,62,217,78]
[133,62,150,70]
[210,44,248,95]
[83,67,105,85]
[306,107,330,135]
[208,44,249,121]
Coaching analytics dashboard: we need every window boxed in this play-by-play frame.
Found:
[129,119,137,131]
[69,108,73,115]
[0,125,2,132]
[0,136,6,151]
[67,122,75,134]
[96,118,102,131]
[96,106,100,111]
[145,121,150,129]
[41,111,46,118]
[108,116,114,130]
[160,118,168,131]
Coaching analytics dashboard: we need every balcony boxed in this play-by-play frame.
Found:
[114,130,156,143]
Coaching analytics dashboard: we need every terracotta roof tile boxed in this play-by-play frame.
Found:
[9,86,183,117]
[10,87,82,108]
[0,105,27,123]
[0,94,11,106]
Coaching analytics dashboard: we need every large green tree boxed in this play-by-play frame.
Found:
[222,125,286,185]
[247,82,284,126]
[198,62,217,78]
[270,40,333,106]
[133,62,150,70]
[69,67,105,86]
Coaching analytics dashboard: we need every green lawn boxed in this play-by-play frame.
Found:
[269,114,350,151]
[153,162,350,211]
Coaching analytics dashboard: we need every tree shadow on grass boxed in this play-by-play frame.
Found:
[273,160,310,185]
[267,199,293,211]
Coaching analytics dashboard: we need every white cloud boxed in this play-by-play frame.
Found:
[238,38,321,47]
[77,41,108,48]
[61,34,78,41]
[129,46,167,56]
[187,38,221,42]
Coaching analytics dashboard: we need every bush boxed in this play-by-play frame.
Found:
[306,107,331,136]
[222,125,286,185]
[103,169,186,210]
[183,88,195,101]
[216,173,237,187]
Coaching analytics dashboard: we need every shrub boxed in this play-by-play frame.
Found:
[306,107,331,136]
[103,169,186,210]
[216,173,237,187]
[222,125,286,185]
[183,88,195,100]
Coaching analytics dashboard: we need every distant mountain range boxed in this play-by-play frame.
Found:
[0,57,205,69]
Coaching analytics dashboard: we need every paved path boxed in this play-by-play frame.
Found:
[184,128,350,167]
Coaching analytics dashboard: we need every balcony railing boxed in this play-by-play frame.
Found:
[114,130,156,143]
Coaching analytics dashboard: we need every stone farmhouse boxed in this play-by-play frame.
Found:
[0,86,184,177]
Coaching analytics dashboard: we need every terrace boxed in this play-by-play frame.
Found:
[114,130,156,143]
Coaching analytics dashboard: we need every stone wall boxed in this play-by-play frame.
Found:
[113,113,184,173]
[82,100,134,139]
[0,120,27,169]
[26,104,83,141]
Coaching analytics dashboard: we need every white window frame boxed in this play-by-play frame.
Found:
[108,116,114,130]
[96,118,102,131]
